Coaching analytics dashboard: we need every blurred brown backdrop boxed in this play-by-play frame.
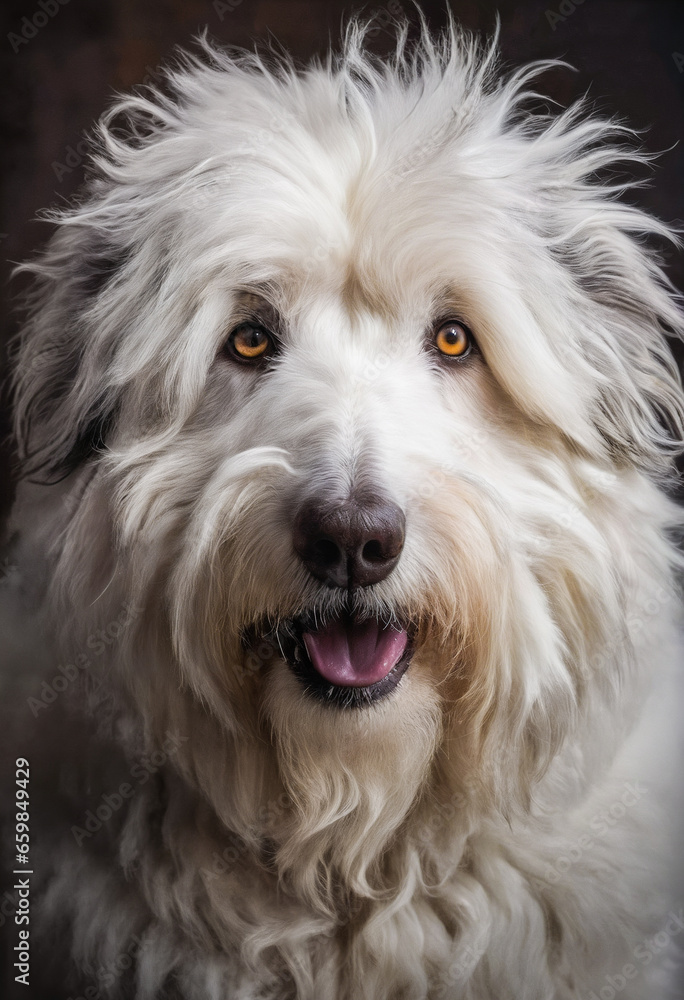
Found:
[1,0,684,525]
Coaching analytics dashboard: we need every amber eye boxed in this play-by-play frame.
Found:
[434,321,473,359]
[227,323,273,362]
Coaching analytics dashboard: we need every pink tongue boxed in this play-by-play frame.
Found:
[303,616,408,687]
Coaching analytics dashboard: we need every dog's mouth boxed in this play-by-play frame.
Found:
[246,608,413,708]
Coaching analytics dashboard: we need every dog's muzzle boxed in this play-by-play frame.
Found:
[282,493,412,707]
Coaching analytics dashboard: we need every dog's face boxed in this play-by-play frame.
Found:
[14,28,684,874]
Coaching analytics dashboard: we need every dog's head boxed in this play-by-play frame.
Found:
[12,20,684,893]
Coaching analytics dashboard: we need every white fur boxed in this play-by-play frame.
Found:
[4,15,684,1000]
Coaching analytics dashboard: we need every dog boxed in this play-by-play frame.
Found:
[2,15,684,1000]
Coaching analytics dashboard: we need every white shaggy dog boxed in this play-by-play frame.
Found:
[3,16,684,1000]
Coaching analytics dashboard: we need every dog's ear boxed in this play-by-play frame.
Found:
[531,114,684,479]
[571,215,684,480]
[12,224,127,482]
[11,46,218,485]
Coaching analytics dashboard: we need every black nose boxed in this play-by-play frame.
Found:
[293,494,405,589]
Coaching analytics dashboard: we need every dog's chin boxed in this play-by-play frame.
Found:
[247,606,414,709]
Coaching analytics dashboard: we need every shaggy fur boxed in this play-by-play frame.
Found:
[3,15,684,1000]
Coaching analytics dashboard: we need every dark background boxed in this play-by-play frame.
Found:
[1,0,684,523]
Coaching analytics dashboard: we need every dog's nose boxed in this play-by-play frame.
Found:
[293,495,405,589]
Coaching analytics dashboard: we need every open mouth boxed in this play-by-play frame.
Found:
[247,609,413,709]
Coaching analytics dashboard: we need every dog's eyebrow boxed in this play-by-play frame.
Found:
[231,291,283,334]
[429,287,471,322]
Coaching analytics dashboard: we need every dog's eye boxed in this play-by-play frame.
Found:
[434,321,472,359]
[227,323,273,362]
